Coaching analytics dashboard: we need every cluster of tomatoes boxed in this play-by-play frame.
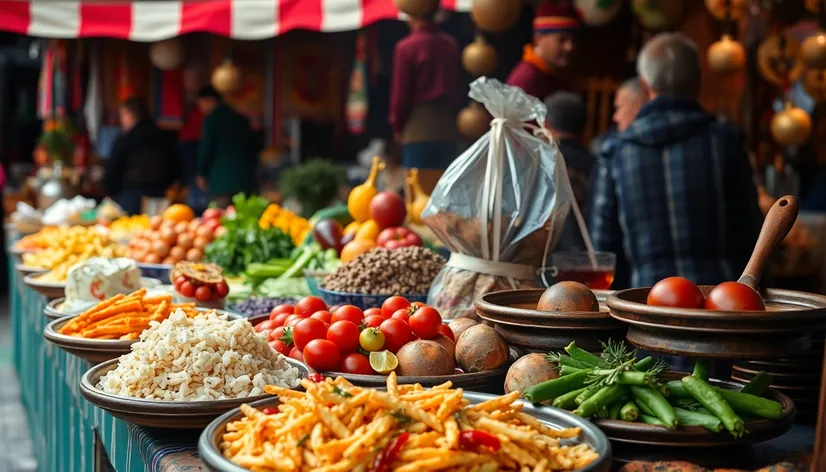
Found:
[173,275,230,303]
[647,276,765,311]
[253,296,453,374]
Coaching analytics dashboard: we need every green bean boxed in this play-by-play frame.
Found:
[522,370,588,404]
[564,342,600,367]
[639,414,666,427]
[634,398,655,416]
[740,372,773,397]
[692,361,711,381]
[629,386,678,430]
[552,387,588,410]
[633,356,654,371]
[658,383,671,398]
[608,402,623,420]
[674,407,723,432]
[667,380,691,399]
[559,365,583,376]
[712,387,784,420]
[591,370,652,386]
[681,376,744,438]
[574,385,627,418]
[555,355,592,370]
[575,384,600,405]
[620,402,640,422]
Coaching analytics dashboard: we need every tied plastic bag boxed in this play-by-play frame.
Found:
[421,78,576,319]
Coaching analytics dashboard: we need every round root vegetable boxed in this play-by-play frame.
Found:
[396,340,455,376]
[504,353,558,394]
[455,324,509,373]
[430,334,456,360]
[448,318,478,340]
[537,282,599,312]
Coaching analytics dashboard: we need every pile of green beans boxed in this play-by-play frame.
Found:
[521,345,784,438]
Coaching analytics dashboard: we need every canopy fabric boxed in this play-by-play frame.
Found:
[0,0,472,41]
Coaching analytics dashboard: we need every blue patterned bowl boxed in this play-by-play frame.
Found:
[317,287,428,310]
[303,269,328,297]
[137,263,172,282]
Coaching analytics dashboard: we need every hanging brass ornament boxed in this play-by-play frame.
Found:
[394,0,439,18]
[757,35,805,86]
[211,59,241,95]
[707,35,746,75]
[457,102,491,139]
[149,39,184,71]
[705,0,748,20]
[631,0,684,30]
[462,36,497,77]
[803,68,826,102]
[470,0,522,33]
[802,32,826,69]
[574,0,622,26]
[771,103,812,146]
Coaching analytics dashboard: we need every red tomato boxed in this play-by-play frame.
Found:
[705,282,766,311]
[179,281,196,298]
[295,296,327,316]
[331,305,364,325]
[409,306,442,339]
[391,308,411,323]
[363,315,385,329]
[327,320,361,354]
[363,307,384,319]
[268,339,291,356]
[438,324,455,341]
[195,285,213,302]
[293,318,328,350]
[339,353,375,375]
[411,301,426,309]
[647,277,705,309]
[303,339,341,371]
[268,326,286,341]
[382,296,411,318]
[174,276,187,291]
[310,310,333,325]
[214,281,229,298]
[284,314,307,327]
[289,347,304,362]
[379,318,414,353]
[269,304,295,320]
[270,313,291,327]
[255,320,277,333]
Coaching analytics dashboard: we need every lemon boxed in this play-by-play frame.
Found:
[369,351,398,374]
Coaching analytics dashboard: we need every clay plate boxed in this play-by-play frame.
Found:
[198,393,613,472]
[593,374,795,447]
[606,287,826,359]
[80,357,314,429]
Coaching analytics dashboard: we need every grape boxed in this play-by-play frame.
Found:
[228,297,297,317]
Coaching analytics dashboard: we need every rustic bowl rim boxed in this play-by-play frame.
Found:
[316,286,429,298]
[477,288,612,319]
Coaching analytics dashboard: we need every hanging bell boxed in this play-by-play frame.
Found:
[457,102,491,140]
[771,103,812,146]
[211,59,241,95]
[705,0,748,21]
[470,0,522,33]
[462,36,497,77]
[149,39,184,71]
[707,35,746,75]
[394,0,439,18]
[802,32,826,69]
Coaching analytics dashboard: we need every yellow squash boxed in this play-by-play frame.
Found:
[347,156,385,222]
[406,168,430,225]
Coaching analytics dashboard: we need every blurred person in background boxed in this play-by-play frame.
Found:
[195,86,257,208]
[589,32,761,289]
[179,97,207,214]
[591,77,647,156]
[507,1,578,101]
[389,5,462,194]
[104,97,181,215]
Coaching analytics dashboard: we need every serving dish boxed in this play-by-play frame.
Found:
[136,262,172,282]
[15,263,47,277]
[41,277,164,320]
[80,356,314,429]
[9,245,37,263]
[317,287,427,310]
[23,273,67,299]
[198,392,613,472]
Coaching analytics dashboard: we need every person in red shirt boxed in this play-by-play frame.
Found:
[389,6,462,194]
[506,1,579,101]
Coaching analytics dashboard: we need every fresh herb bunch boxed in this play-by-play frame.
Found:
[279,159,344,218]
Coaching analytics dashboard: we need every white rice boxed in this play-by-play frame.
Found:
[96,309,301,401]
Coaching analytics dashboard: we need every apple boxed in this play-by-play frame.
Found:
[376,227,422,249]
[202,208,224,222]
[369,192,406,229]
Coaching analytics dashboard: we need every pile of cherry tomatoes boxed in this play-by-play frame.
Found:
[173,275,230,303]
[253,296,454,374]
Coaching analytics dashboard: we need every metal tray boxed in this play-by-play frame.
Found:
[23,273,65,299]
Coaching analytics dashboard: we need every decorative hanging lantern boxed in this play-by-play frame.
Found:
[802,32,826,69]
[470,0,522,33]
[771,103,812,146]
[573,0,622,26]
[457,102,491,139]
[708,35,746,75]
[757,35,804,86]
[149,39,184,71]
[705,0,748,21]
[394,0,439,18]
[631,0,684,30]
[211,59,241,95]
[462,35,497,77]
[803,68,826,102]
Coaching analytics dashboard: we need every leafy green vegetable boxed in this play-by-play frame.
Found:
[280,159,345,218]
[257,277,312,298]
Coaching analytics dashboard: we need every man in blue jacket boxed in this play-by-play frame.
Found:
[589,33,762,289]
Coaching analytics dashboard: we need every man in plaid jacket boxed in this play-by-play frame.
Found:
[589,33,762,289]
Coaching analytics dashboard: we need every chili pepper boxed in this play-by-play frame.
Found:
[629,386,678,430]
[573,385,627,418]
[559,365,583,376]
[740,371,772,396]
[522,370,588,404]
[262,407,277,415]
[458,430,501,452]
[692,361,711,381]
[681,376,744,438]
[369,432,409,472]
[564,342,601,367]
[552,387,588,410]
[307,373,324,383]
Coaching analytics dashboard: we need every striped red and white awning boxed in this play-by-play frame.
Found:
[0,0,472,41]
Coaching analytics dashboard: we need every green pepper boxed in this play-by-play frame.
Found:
[564,342,601,367]
[522,370,588,404]
[608,402,624,420]
[620,402,640,422]
[692,361,711,382]
[575,384,600,405]
[559,365,583,376]
[552,387,588,410]
[639,414,666,427]
[574,385,627,418]
[712,387,784,420]
[740,372,772,396]
[629,386,678,430]
[681,376,744,438]
[673,407,723,432]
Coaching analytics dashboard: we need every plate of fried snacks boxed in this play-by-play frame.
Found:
[44,289,208,363]
[198,372,611,472]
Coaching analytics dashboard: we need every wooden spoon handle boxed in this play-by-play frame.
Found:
[738,195,799,290]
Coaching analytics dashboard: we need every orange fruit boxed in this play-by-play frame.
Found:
[355,220,380,242]
[341,240,376,262]
[163,204,195,223]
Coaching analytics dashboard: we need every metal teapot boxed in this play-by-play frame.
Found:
[35,161,78,210]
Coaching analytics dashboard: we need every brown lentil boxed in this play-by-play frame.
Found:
[321,247,445,295]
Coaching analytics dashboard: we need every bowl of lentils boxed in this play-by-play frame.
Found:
[318,247,445,310]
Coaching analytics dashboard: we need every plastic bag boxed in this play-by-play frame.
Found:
[421,78,575,319]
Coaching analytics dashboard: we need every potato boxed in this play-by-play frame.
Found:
[430,334,456,360]
[537,281,599,312]
[504,353,559,395]
[396,340,455,376]
[455,324,509,373]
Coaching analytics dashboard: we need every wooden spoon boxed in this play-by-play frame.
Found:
[738,195,799,290]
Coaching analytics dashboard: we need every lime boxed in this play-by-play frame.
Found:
[369,350,398,374]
